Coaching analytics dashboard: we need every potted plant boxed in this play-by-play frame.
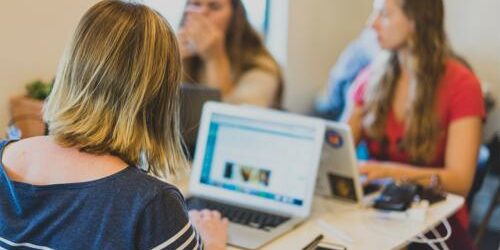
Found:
[8,79,52,138]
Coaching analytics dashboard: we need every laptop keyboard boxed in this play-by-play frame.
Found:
[186,197,290,231]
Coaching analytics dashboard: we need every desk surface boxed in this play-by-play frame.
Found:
[172,174,464,250]
[244,195,463,250]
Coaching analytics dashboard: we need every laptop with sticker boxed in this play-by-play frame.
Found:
[315,121,383,205]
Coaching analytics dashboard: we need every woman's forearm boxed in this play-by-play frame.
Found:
[385,163,473,197]
[204,54,234,96]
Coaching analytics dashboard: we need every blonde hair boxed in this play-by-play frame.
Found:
[44,0,187,178]
[363,0,448,165]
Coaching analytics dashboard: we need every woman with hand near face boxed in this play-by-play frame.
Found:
[178,0,283,109]
[345,0,484,249]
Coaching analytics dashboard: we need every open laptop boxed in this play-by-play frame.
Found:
[186,102,326,249]
[315,121,383,205]
[180,84,221,158]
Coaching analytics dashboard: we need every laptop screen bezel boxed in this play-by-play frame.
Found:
[188,102,326,218]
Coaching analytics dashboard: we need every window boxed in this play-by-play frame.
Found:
[142,0,270,36]
[241,0,270,35]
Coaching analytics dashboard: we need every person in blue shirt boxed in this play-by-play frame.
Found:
[0,1,227,249]
[314,3,381,121]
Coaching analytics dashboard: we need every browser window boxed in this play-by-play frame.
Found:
[199,113,317,206]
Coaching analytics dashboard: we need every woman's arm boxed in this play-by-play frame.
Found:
[204,53,234,96]
[344,100,364,145]
[360,116,482,197]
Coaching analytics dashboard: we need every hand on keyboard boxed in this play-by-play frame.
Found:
[186,197,290,231]
[189,209,229,250]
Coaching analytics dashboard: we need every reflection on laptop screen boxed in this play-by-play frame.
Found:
[200,113,317,206]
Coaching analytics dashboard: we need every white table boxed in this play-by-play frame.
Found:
[172,174,464,250]
[244,195,463,250]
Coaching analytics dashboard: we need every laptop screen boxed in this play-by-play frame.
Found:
[199,113,318,207]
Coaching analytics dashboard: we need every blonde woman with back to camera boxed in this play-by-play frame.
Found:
[0,1,227,249]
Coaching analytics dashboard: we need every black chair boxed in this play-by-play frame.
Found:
[474,135,500,245]
[467,145,491,208]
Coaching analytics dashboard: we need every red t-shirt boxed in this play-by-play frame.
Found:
[352,59,485,229]
[353,59,485,166]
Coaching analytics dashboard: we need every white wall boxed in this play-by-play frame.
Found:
[283,0,372,113]
[143,0,186,30]
[0,0,100,136]
[444,0,500,139]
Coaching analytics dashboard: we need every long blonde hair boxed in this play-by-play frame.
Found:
[181,0,283,108]
[363,0,448,165]
[44,0,187,177]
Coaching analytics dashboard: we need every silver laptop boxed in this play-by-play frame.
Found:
[315,121,383,205]
[186,102,326,249]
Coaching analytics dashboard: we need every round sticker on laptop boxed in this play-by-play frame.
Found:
[325,130,343,148]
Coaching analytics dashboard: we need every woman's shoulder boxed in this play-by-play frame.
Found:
[130,170,183,198]
[0,137,183,199]
[0,137,42,173]
[110,166,184,205]
[442,58,480,85]
[249,54,280,75]
[440,58,483,98]
[439,58,485,121]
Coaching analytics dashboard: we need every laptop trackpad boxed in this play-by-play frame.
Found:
[227,222,276,249]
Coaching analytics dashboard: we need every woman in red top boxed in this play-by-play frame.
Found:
[345,0,485,249]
